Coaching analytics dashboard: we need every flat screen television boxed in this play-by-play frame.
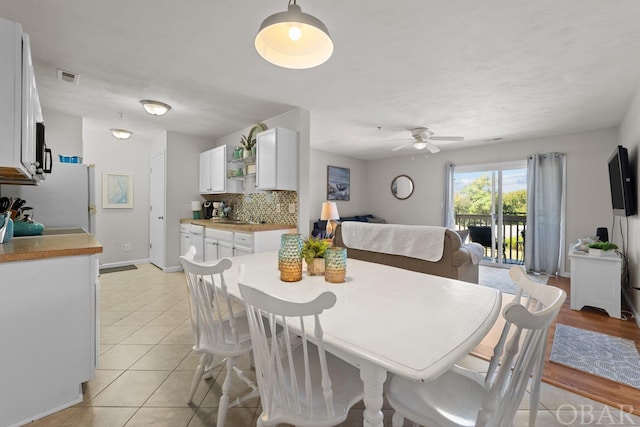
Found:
[608,145,636,217]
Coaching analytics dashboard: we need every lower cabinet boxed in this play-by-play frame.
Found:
[0,254,98,426]
[203,227,296,260]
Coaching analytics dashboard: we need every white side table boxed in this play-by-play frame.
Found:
[569,250,622,318]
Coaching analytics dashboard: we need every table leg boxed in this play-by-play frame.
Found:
[360,361,387,427]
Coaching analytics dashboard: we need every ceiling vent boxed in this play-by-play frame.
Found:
[57,68,79,85]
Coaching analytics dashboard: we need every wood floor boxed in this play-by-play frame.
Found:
[543,275,640,415]
[472,274,640,415]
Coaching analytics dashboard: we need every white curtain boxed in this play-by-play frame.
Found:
[444,163,456,228]
[525,153,566,275]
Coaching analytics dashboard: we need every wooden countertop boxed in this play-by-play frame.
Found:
[0,232,103,263]
[181,219,296,232]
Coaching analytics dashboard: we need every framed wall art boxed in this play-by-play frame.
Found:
[327,166,350,201]
[103,171,134,208]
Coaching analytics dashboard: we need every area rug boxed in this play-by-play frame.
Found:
[550,324,640,389]
[478,265,548,294]
[100,265,138,274]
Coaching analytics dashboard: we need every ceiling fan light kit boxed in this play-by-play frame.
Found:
[391,127,463,153]
[255,0,333,69]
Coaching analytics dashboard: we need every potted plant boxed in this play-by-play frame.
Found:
[240,122,268,158]
[302,237,330,276]
[587,241,618,256]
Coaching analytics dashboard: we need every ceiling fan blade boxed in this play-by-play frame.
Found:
[425,141,441,154]
[392,143,410,151]
[429,136,464,142]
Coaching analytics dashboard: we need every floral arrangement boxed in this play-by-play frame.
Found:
[302,237,330,264]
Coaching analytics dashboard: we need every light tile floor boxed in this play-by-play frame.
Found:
[27,263,640,427]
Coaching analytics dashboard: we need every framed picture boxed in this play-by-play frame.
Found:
[327,166,350,201]
[103,171,133,208]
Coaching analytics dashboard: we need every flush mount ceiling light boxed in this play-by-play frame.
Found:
[109,128,133,140]
[140,100,172,116]
[255,0,333,69]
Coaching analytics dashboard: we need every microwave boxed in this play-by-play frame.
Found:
[35,122,52,176]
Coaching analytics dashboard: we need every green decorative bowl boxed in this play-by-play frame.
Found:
[13,220,44,236]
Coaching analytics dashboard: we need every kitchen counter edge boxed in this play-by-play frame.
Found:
[181,219,297,233]
[0,233,103,263]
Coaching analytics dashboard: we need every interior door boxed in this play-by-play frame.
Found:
[149,152,166,269]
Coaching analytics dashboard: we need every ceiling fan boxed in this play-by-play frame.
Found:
[392,127,464,153]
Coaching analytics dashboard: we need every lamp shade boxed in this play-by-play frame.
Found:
[191,201,202,211]
[140,100,172,116]
[255,2,333,69]
[413,141,428,150]
[320,201,339,221]
[109,128,133,140]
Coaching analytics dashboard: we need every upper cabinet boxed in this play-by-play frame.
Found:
[199,146,226,194]
[256,127,298,191]
[199,145,242,194]
[0,17,41,184]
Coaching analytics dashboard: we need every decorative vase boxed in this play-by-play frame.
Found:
[251,146,256,157]
[307,258,325,276]
[279,233,303,282]
[324,247,347,283]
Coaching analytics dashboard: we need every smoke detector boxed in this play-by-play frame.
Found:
[57,68,79,85]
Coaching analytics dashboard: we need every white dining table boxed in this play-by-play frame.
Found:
[224,251,502,427]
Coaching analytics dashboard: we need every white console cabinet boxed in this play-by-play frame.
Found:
[569,251,622,319]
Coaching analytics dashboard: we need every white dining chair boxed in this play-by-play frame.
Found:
[385,266,566,427]
[238,282,365,427]
[179,247,258,427]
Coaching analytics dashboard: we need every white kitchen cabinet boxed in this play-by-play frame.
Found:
[199,150,212,193]
[204,228,233,262]
[0,254,98,426]
[180,223,204,262]
[0,17,41,184]
[256,127,298,191]
[199,145,242,194]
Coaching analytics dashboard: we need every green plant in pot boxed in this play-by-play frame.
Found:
[240,122,267,157]
[587,241,618,256]
[302,237,330,276]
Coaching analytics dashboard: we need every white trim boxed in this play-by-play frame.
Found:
[99,258,149,269]
[163,265,183,273]
[456,160,527,173]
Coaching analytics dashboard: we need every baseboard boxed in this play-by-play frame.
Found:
[163,265,183,273]
[99,258,150,269]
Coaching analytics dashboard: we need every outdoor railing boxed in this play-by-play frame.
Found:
[454,213,527,264]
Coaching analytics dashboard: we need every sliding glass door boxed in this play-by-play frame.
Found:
[453,161,527,266]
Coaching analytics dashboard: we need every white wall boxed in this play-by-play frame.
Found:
[83,124,152,266]
[309,149,369,229]
[42,107,82,161]
[165,131,213,270]
[367,127,620,275]
[619,79,640,311]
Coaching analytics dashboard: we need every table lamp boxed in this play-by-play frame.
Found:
[320,201,340,237]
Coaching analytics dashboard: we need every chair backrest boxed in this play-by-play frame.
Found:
[179,246,243,355]
[238,282,339,425]
[479,266,566,427]
[468,225,492,248]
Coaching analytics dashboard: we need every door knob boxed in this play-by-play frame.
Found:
[158,216,164,219]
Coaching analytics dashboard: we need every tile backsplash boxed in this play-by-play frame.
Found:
[214,192,297,225]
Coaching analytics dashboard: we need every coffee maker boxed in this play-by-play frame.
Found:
[203,201,214,219]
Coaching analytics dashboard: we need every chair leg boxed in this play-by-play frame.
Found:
[217,356,235,427]
[188,353,211,404]
[391,411,405,427]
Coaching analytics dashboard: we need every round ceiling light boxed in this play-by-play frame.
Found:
[109,128,133,140]
[140,100,172,116]
[413,141,428,150]
[255,1,333,69]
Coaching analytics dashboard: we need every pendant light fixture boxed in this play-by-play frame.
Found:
[255,0,333,69]
[140,100,172,116]
[109,128,133,140]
